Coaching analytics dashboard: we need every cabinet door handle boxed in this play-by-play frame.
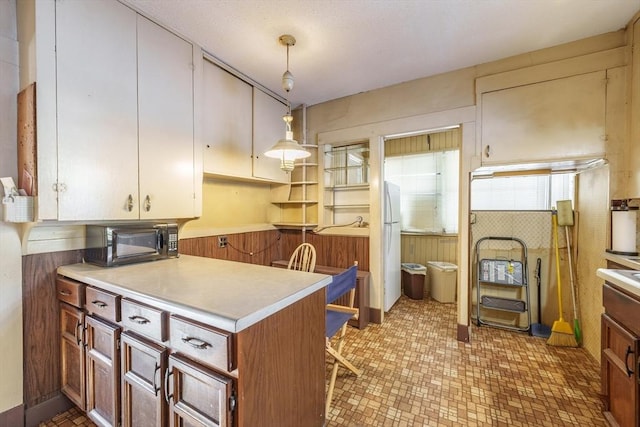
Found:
[59,289,71,296]
[128,315,150,325]
[164,368,173,403]
[152,363,161,396]
[144,195,151,212]
[625,346,635,377]
[182,336,210,350]
[75,320,83,346]
[484,144,491,158]
[126,194,134,212]
[91,300,108,309]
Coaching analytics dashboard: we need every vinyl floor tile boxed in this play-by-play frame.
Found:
[41,296,604,426]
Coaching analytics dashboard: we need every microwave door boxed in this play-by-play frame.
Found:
[113,229,160,259]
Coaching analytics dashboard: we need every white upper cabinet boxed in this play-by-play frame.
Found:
[22,0,200,221]
[202,60,253,178]
[480,71,607,165]
[202,60,290,183]
[252,88,290,182]
[137,15,196,219]
[55,0,139,221]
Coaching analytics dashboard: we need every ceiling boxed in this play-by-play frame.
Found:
[122,0,640,107]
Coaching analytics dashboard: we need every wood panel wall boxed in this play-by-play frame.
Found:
[181,229,370,272]
[280,230,370,271]
[179,230,282,265]
[401,234,458,266]
[22,250,84,409]
[384,127,461,156]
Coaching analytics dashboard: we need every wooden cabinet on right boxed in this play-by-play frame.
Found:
[601,283,640,427]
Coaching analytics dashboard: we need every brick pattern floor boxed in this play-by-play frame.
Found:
[41,296,605,426]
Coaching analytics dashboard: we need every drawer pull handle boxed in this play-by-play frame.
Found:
[91,300,108,309]
[59,290,72,296]
[182,336,210,349]
[625,346,635,377]
[164,369,173,403]
[128,315,150,325]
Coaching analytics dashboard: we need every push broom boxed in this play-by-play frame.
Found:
[547,208,579,347]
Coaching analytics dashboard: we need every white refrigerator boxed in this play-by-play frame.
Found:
[383,181,401,312]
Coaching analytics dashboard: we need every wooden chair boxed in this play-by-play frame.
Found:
[287,242,316,272]
[325,262,362,417]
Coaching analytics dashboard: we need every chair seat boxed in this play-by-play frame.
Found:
[326,309,354,339]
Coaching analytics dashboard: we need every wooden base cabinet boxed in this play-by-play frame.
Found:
[167,354,235,427]
[60,303,86,410]
[602,284,640,427]
[121,331,168,427]
[85,315,122,427]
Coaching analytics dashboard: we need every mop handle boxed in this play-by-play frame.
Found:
[552,210,564,321]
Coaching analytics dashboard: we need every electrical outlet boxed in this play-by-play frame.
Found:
[218,236,228,248]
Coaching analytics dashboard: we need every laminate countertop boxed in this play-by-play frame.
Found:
[57,254,332,333]
[597,268,640,299]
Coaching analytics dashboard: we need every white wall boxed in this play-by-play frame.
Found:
[0,0,24,414]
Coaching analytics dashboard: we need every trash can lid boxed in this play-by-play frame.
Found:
[401,263,426,271]
[426,261,458,271]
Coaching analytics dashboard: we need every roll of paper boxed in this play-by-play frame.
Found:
[612,210,638,254]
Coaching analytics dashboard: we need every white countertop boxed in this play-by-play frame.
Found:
[57,255,332,333]
[597,268,640,299]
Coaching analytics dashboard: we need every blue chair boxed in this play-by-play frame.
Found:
[325,262,362,417]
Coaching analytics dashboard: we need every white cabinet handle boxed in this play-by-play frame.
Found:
[126,194,134,212]
[484,145,491,158]
[144,195,151,212]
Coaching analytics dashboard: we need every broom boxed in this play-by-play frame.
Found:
[558,199,582,345]
[547,209,579,347]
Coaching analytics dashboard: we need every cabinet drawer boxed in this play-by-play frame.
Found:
[85,287,121,323]
[169,315,235,372]
[603,284,640,336]
[56,277,85,308]
[121,298,168,342]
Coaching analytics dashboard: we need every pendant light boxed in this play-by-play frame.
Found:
[264,34,310,173]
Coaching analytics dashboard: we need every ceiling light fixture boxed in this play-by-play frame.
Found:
[264,34,310,173]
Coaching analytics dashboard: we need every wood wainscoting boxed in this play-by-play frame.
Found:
[180,229,371,272]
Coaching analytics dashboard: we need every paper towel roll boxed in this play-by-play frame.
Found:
[612,210,638,254]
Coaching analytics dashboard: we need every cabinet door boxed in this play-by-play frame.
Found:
[167,354,234,427]
[60,303,85,410]
[601,313,639,427]
[252,88,290,182]
[55,0,139,221]
[137,15,196,219]
[630,17,640,198]
[480,71,606,165]
[86,315,122,427]
[121,331,168,427]
[202,60,253,178]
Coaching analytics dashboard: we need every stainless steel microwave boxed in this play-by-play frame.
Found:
[85,223,178,267]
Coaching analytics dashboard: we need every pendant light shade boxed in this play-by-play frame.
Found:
[264,34,308,173]
[264,113,310,173]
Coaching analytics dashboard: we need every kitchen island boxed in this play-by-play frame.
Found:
[56,255,332,427]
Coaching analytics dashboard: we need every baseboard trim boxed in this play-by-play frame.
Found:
[0,404,24,427]
[369,307,382,324]
[457,323,470,342]
[24,394,73,427]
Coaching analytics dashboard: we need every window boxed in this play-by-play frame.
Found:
[470,173,575,210]
[384,149,459,234]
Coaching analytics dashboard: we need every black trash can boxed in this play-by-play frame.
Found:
[401,263,426,300]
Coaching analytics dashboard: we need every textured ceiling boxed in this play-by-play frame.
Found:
[122,0,640,107]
